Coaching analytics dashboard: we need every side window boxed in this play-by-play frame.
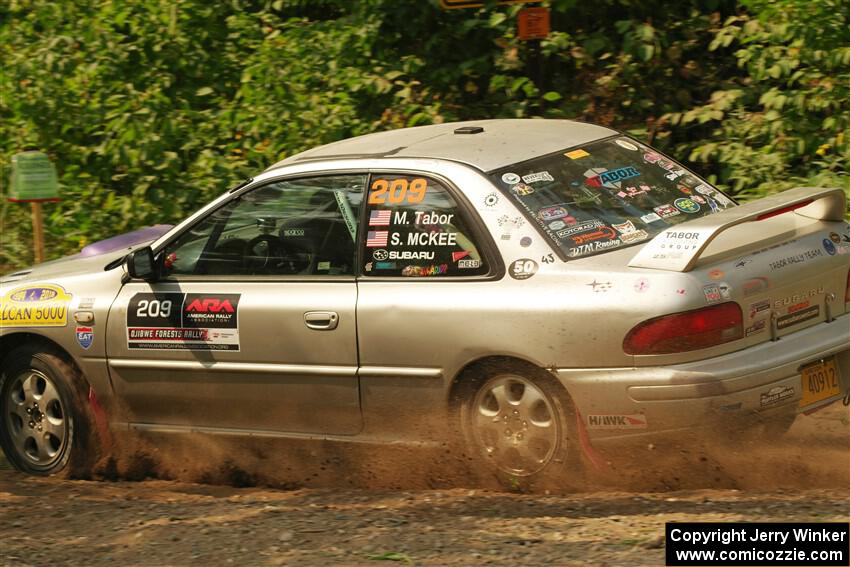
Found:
[361,174,488,277]
[163,174,364,277]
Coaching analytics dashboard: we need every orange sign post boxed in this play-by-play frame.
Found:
[517,6,550,40]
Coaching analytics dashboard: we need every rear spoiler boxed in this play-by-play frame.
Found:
[628,187,847,272]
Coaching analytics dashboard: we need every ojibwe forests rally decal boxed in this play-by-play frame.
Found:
[127,293,240,351]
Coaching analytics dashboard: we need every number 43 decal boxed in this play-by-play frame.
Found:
[368,178,428,204]
[541,253,555,264]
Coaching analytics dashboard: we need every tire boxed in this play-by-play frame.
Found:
[456,363,581,490]
[0,345,100,477]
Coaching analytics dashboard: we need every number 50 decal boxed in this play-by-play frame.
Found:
[368,177,428,204]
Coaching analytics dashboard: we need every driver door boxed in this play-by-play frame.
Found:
[105,174,365,435]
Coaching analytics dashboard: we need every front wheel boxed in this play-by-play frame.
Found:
[457,365,580,489]
[0,346,99,476]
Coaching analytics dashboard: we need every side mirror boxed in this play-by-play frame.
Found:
[127,246,159,281]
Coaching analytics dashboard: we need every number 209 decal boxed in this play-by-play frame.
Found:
[368,178,428,205]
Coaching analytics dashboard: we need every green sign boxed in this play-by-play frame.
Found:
[8,151,60,202]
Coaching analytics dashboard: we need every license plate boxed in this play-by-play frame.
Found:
[800,357,841,407]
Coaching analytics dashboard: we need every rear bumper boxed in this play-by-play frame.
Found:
[555,314,850,444]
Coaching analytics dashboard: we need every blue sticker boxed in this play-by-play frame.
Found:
[76,326,93,349]
[823,238,836,256]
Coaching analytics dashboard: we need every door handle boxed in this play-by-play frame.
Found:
[304,311,339,330]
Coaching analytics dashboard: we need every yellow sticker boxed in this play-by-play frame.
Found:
[565,149,590,159]
[0,284,72,327]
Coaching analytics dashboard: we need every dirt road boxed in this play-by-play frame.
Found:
[0,405,848,566]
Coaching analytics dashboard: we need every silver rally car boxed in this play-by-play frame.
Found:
[1,119,848,484]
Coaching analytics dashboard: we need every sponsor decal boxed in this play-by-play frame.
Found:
[509,259,538,280]
[76,326,93,349]
[511,183,535,196]
[643,152,662,164]
[703,284,722,303]
[458,259,481,269]
[760,386,794,407]
[664,168,687,182]
[282,228,305,237]
[365,262,373,272]
[372,249,389,261]
[520,236,533,247]
[612,220,636,234]
[823,238,836,255]
[77,297,96,310]
[548,220,567,231]
[748,299,771,319]
[745,319,767,337]
[0,284,72,328]
[497,215,525,229]
[317,261,331,271]
[742,277,770,296]
[769,248,823,270]
[388,250,435,261]
[633,278,650,292]
[709,269,724,280]
[570,226,617,245]
[713,192,734,207]
[452,251,470,262]
[610,220,648,244]
[501,172,521,185]
[587,280,612,292]
[615,139,639,151]
[640,212,661,224]
[586,166,640,187]
[586,414,648,430]
[653,204,680,219]
[369,210,392,226]
[366,230,388,247]
[375,261,397,270]
[565,149,589,159]
[773,287,824,310]
[718,282,732,299]
[127,293,240,351]
[401,264,448,277]
[484,193,500,207]
[616,184,651,199]
[776,305,819,329]
[500,234,511,241]
[569,239,621,257]
[406,231,457,247]
[522,171,554,184]
[673,197,700,213]
[735,258,752,268]
[537,206,570,222]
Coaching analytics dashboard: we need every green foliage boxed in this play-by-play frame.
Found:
[0,0,846,269]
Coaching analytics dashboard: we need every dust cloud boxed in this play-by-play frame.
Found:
[87,403,849,494]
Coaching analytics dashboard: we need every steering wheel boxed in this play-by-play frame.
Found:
[242,235,288,274]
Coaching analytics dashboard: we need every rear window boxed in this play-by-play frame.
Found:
[490,136,736,260]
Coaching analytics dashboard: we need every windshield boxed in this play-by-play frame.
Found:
[490,136,736,260]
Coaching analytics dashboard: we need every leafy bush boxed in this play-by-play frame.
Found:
[0,0,846,270]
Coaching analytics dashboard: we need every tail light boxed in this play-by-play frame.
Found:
[623,302,743,355]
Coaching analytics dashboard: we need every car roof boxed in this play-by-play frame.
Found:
[267,119,618,173]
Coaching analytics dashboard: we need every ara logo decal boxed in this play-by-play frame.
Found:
[185,298,235,313]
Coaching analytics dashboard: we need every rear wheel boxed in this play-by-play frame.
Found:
[0,346,99,476]
[457,364,580,490]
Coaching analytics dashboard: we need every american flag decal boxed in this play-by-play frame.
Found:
[369,210,391,226]
[366,231,388,247]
